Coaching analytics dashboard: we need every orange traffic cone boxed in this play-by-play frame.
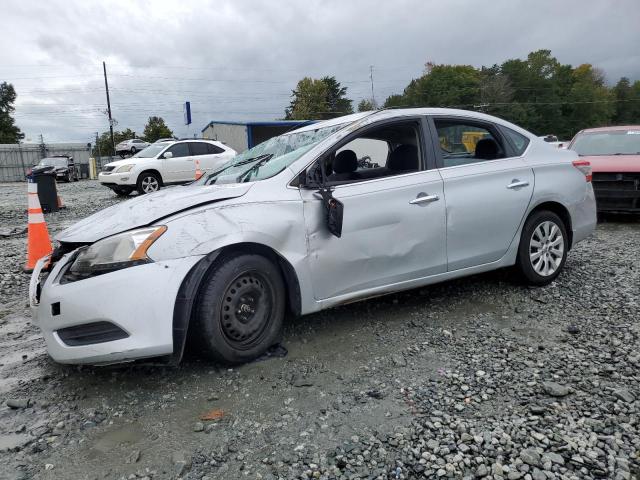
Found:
[195,158,203,180]
[25,178,53,273]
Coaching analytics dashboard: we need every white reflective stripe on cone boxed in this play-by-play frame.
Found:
[27,182,38,193]
[28,212,45,224]
[28,193,41,209]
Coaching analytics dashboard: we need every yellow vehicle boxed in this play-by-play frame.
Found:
[439,131,488,153]
[461,131,488,153]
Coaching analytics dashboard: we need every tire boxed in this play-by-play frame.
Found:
[64,172,71,183]
[136,172,161,194]
[516,210,568,286]
[113,186,132,197]
[130,147,137,155]
[193,253,285,364]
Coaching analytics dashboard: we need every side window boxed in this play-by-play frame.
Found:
[165,143,190,158]
[189,142,209,156]
[206,143,225,154]
[501,127,530,156]
[133,139,143,143]
[324,121,422,184]
[434,119,506,168]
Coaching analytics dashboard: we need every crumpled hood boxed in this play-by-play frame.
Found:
[581,155,640,173]
[56,183,253,243]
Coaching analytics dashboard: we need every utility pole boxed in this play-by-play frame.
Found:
[103,61,115,157]
[95,132,102,166]
[369,65,376,108]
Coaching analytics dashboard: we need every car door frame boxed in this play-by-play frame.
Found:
[296,115,448,301]
[161,142,193,183]
[425,114,535,270]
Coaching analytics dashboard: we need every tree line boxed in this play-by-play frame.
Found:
[2,50,639,148]
[286,50,640,139]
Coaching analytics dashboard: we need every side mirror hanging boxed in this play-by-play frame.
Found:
[315,158,344,237]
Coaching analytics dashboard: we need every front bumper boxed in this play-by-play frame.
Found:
[592,172,640,213]
[98,171,135,187]
[29,251,204,365]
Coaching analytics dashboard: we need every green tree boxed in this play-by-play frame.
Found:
[612,77,640,125]
[142,116,173,142]
[285,76,352,120]
[382,63,481,109]
[322,76,353,116]
[357,99,376,112]
[561,64,613,138]
[92,128,137,157]
[0,82,24,143]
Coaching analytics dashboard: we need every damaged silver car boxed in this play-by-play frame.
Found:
[29,109,597,365]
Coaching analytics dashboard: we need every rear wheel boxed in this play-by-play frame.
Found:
[193,253,285,364]
[136,172,161,194]
[516,210,568,285]
[130,147,137,155]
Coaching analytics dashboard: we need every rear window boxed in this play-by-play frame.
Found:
[502,127,530,156]
[189,142,209,156]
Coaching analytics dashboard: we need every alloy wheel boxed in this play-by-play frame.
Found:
[140,176,159,193]
[529,220,564,277]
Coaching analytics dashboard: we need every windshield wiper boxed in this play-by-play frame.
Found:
[239,154,274,182]
[202,153,274,184]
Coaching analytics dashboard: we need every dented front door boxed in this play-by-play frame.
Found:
[300,171,447,300]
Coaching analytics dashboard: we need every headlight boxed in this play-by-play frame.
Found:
[115,164,135,173]
[67,226,167,277]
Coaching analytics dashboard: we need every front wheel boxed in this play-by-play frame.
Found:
[193,253,285,364]
[136,172,161,194]
[516,210,568,286]
[130,147,137,155]
[113,186,132,197]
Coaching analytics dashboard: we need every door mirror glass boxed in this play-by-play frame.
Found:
[163,151,173,159]
[324,195,344,238]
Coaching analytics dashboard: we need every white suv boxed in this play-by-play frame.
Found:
[99,140,237,196]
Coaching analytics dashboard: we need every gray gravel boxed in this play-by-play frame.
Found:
[0,180,638,480]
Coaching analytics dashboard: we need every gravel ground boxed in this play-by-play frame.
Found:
[0,180,638,480]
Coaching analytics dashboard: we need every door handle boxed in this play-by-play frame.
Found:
[507,180,529,189]
[409,194,439,205]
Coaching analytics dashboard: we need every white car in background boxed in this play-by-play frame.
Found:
[115,138,151,157]
[99,139,236,196]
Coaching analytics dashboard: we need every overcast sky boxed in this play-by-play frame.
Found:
[2,0,639,143]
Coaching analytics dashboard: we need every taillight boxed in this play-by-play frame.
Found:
[572,160,592,182]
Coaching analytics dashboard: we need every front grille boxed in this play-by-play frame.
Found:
[57,321,129,346]
[102,166,115,173]
[592,172,640,212]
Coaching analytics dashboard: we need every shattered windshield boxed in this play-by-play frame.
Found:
[196,123,347,185]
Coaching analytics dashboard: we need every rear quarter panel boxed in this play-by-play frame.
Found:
[525,143,597,246]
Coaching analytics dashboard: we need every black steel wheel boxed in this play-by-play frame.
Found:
[193,253,285,364]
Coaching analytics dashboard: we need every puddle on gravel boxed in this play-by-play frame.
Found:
[89,423,145,455]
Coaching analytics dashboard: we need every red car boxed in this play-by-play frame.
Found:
[569,126,640,213]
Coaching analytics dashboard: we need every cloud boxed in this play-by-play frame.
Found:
[2,0,639,142]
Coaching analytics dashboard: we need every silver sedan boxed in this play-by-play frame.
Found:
[29,108,596,365]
